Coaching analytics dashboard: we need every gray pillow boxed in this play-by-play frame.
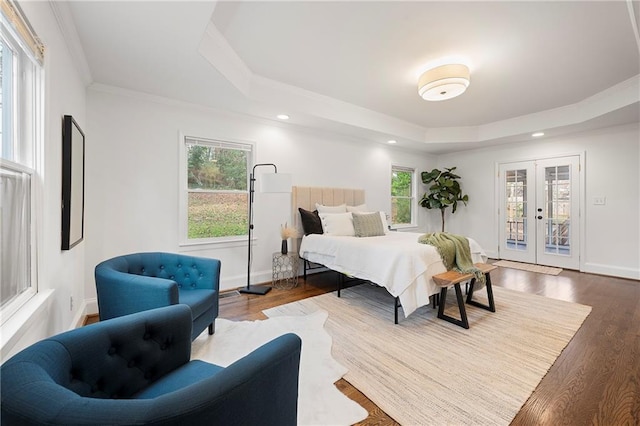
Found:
[352,212,385,237]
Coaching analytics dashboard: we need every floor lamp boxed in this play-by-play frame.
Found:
[240,163,292,295]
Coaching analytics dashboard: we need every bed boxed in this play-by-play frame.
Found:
[292,186,486,323]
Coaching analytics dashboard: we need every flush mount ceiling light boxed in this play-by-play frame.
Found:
[532,132,545,137]
[276,114,290,120]
[418,64,470,101]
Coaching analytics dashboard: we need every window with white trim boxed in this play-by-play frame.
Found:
[390,166,416,227]
[1,0,44,323]
[180,136,252,244]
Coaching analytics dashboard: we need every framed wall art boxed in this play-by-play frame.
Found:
[61,115,85,250]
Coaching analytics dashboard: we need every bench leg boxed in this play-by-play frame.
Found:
[466,273,496,312]
[437,284,469,329]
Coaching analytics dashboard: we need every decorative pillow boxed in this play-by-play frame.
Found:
[319,212,355,236]
[346,203,369,213]
[298,208,323,235]
[354,211,389,233]
[352,212,385,237]
[316,203,347,214]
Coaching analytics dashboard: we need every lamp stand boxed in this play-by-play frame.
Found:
[239,163,278,295]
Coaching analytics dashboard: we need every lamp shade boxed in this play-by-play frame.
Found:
[418,64,470,101]
[259,173,292,193]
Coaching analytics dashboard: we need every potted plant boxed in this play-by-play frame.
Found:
[419,167,469,232]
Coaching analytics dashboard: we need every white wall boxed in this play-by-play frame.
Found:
[84,86,436,303]
[436,123,640,279]
[2,2,87,360]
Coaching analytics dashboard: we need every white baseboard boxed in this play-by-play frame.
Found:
[74,298,99,327]
[583,262,640,280]
[483,250,499,260]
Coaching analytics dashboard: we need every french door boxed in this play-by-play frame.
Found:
[498,156,580,269]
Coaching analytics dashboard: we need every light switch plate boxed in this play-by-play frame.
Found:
[593,196,606,205]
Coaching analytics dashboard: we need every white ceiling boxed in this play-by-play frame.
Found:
[65,1,640,153]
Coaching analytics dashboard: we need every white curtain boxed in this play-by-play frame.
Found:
[0,166,31,308]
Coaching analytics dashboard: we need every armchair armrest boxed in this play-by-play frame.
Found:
[146,332,303,425]
[95,268,179,320]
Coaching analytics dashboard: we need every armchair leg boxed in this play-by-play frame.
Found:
[208,322,215,335]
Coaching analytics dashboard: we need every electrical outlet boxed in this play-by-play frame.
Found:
[70,296,74,311]
[593,196,606,205]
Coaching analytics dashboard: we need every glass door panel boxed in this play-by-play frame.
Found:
[536,157,580,269]
[499,162,535,263]
[505,169,528,251]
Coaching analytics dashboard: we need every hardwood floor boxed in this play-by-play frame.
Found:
[219,265,640,425]
[86,265,639,424]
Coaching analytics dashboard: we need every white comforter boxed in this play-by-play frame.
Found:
[299,232,486,317]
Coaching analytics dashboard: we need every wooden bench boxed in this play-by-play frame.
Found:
[432,263,497,329]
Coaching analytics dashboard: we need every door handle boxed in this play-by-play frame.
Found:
[537,215,543,220]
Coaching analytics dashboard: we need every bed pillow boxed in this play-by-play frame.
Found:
[319,212,355,236]
[378,211,390,232]
[346,203,369,213]
[316,203,347,214]
[357,211,390,233]
[352,212,385,237]
[298,208,323,235]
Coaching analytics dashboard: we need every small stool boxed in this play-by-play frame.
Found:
[432,263,497,329]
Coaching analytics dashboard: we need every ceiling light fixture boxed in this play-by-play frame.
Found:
[276,114,290,120]
[418,64,470,101]
[387,140,397,144]
[532,132,545,137]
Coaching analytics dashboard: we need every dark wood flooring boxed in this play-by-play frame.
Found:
[86,264,640,425]
[219,265,640,426]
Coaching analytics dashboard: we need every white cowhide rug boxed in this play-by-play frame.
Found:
[191,310,368,426]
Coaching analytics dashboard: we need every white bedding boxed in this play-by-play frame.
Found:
[299,232,486,317]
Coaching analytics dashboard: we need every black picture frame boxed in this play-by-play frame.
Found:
[61,115,85,250]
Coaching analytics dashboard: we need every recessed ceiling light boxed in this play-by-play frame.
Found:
[276,114,290,120]
[387,140,397,144]
[532,132,545,137]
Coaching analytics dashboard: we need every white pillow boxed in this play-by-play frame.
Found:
[378,211,390,232]
[316,203,347,214]
[346,203,369,213]
[319,212,355,236]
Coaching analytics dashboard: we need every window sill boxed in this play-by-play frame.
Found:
[390,224,419,232]
[179,236,250,252]
[1,289,54,361]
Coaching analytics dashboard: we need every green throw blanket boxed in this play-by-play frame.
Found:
[418,232,485,285]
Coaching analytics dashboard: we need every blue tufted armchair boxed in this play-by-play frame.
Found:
[0,305,302,425]
[95,252,220,340]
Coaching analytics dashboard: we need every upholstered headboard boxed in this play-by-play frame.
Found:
[291,186,365,253]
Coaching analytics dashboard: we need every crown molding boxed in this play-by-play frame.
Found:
[49,0,92,86]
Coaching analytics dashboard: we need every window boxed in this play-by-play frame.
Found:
[1,0,44,322]
[180,136,252,244]
[391,166,415,227]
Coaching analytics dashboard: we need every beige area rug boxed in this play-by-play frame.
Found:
[191,310,368,426]
[265,284,591,425]
[493,260,563,275]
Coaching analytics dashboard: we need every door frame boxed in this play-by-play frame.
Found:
[494,151,586,271]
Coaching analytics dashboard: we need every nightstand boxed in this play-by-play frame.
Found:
[272,252,299,290]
